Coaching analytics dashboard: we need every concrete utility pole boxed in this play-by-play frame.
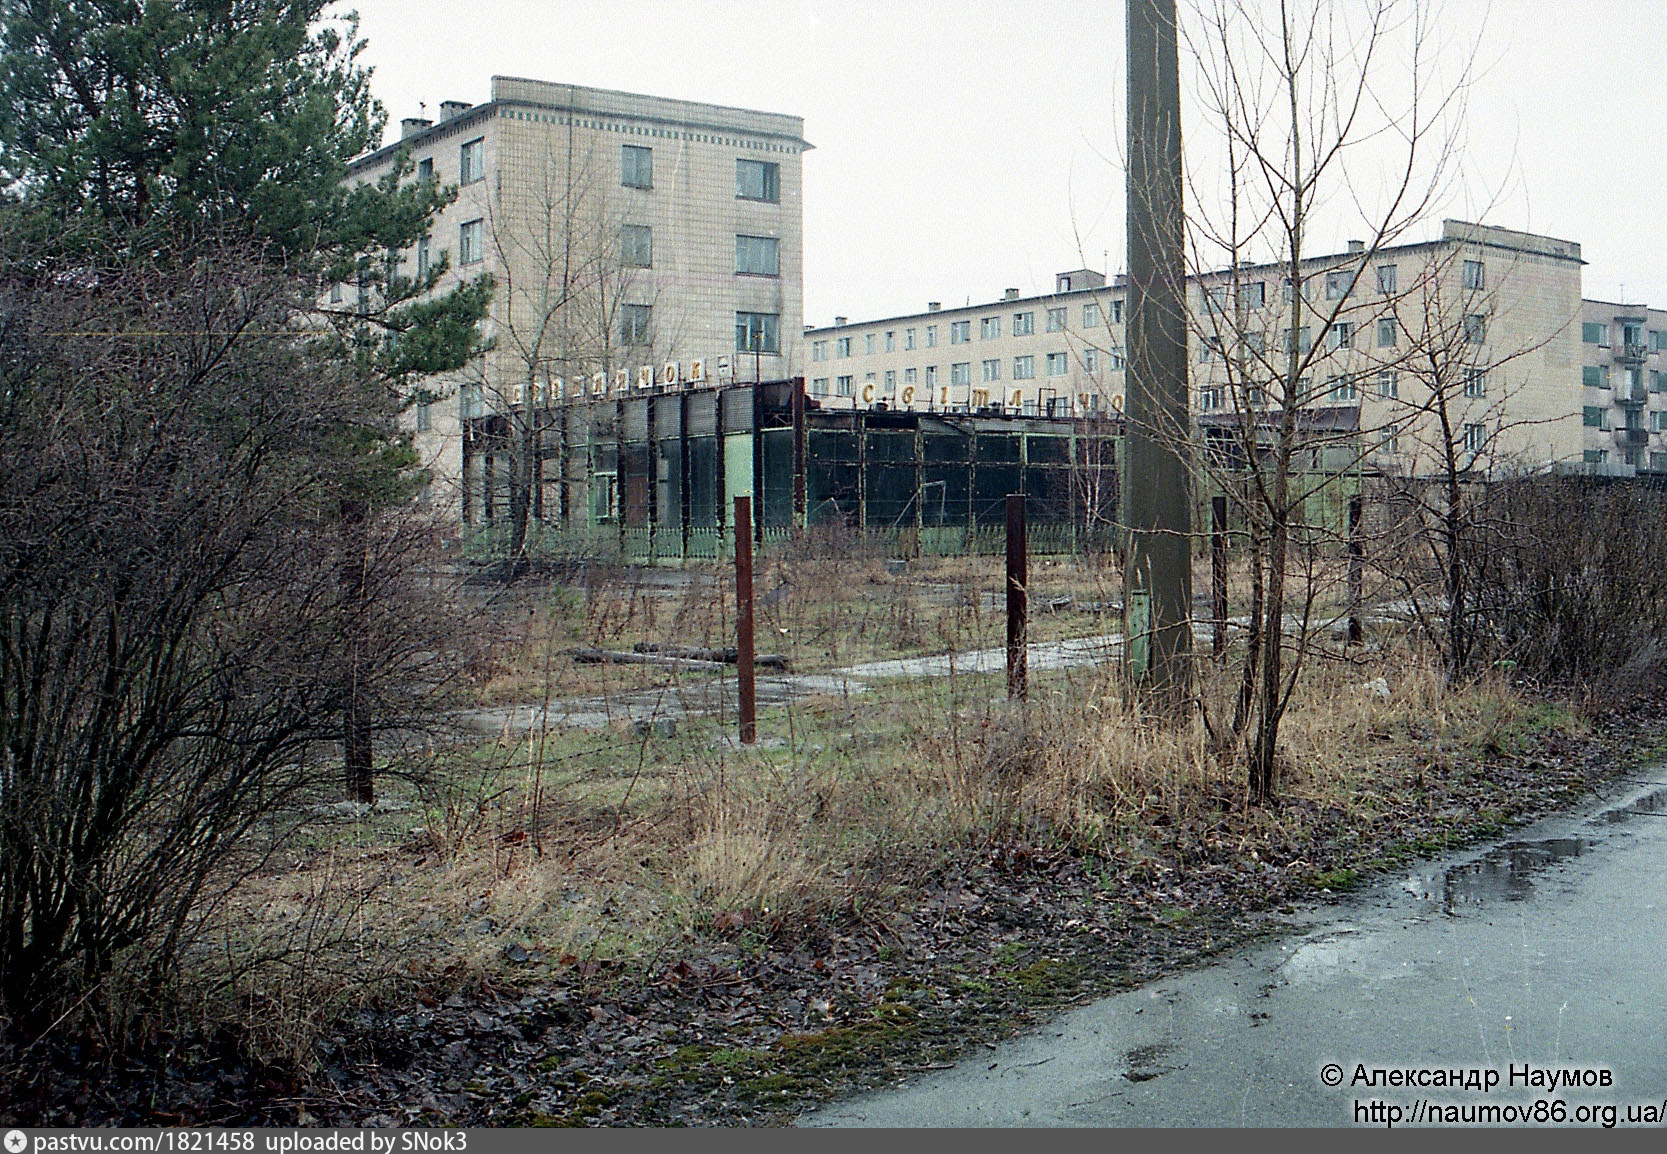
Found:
[1124,0,1193,706]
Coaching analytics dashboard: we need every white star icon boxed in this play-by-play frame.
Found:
[5,1131,28,1154]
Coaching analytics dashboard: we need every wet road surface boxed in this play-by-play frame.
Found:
[800,776,1667,1127]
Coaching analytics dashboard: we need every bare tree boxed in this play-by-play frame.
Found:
[474,120,682,576]
[1177,0,1472,801]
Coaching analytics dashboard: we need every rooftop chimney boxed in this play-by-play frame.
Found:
[927,301,941,312]
[1003,287,1020,301]
[1347,239,1365,254]
[401,117,433,139]
[439,100,470,122]
[834,315,847,326]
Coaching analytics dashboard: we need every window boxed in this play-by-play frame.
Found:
[1282,277,1307,302]
[416,236,430,279]
[1013,355,1035,379]
[951,362,971,385]
[1378,423,1399,456]
[1653,371,1667,393]
[1463,314,1486,344]
[1199,334,1223,363]
[417,157,434,184]
[736,311,780,353]
[811,377,829,397]
[1584,364,1609,388]
[735,234,779,276]
[1205,284,1230,312]
[1084,347,1101,373]
[329,281,342,304]
[1328,321,1355,350]
[736,158,780,202]
[1325,270,1352,300]
[1328,374,1357,403]
[622,145,653,189]
[1046,352,1069,377]
[926,325,938,347]
[1377,317,1397,348]
[1624,322,1645,350]
[1653,452,1667,471]
[1463,423,1486,453]
[459,382,484,421]
[1583,322,1609,345]
[884,330,895,352]
[1083,303,1101,327]
[459,218,484,265]
[1462,260,1485,291]
[1243,331,1266,355]
[925,366,938,387]
[905,328,917,350]
[1378,370,1398,399]
[1106,344,1124,370]
[1110,299,1125,323]
[835,336,851,358]
[620,303,652,345]
[837,375,854,397]
[1463,369,1487,398]
[884,369,896,391]
[1371,265,1395,296]
[1284,326,1312,353]
[459,138,484,184]
[1242,281,1266,308]
[950,321,971,344]
[1584,449,1609,464]
[864,333,876,355]
[981,358,1001,382]
[1013,311,1034,336]
[904,367,917,384]
[1199,385,1224,411]
[981,316,1001,340]
[812,340,828,362]
[622,224,653,268]
[1046,307,1067,332]
[1653,330,1667,352]
[1652,410,1667,433]
[1583,406,1608,429]
[415,398,432,432]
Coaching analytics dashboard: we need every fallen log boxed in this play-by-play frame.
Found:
[633,642,790,670]
[568,647,726,671]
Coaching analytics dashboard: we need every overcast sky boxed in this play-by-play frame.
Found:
[350,0,1666,325]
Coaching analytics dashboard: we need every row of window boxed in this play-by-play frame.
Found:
[609,306,780,351]
[1583,449,1667,468]
[1198,260,1484,309]
[810,349,1113,396]
[1582,406,1667,432]
[1582,321,1667,351]
[622,145,780,203]
[811,303,1123,361]
[1196,368,1485,409]
[1582,366,1667,392]
[426,137,783,203]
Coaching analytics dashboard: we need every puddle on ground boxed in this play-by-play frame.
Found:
[1402,837,1588,913]
[1594,785,1667,823]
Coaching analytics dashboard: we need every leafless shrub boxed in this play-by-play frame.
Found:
[0,240,465,1040]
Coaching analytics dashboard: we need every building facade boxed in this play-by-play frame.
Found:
[806,221,1591,480]
[344,77,810,522]
[1578,300,1667,470]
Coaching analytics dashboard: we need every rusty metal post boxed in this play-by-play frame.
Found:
[734,495,757,744]
[1006,494,1028,701]
[1347,493,1364,645]
[1211,493,1228,660]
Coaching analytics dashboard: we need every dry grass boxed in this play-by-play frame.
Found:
[188,548,1579,1069]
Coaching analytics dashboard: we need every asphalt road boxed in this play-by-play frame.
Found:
[800,774,1667,1128]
